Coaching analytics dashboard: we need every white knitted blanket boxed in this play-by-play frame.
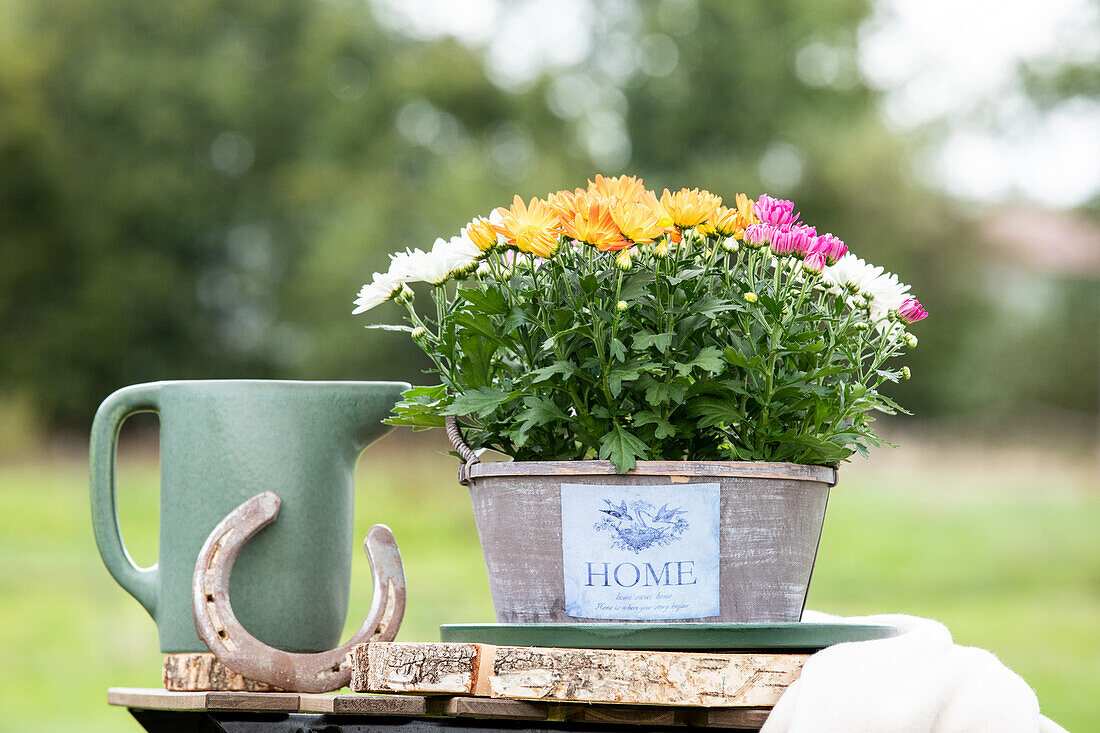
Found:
[761,612,1068,733]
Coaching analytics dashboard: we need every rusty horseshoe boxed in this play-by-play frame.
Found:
[191,491,405,692]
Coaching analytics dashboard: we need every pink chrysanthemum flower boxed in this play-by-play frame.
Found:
[744,223,773,247]
[812,234,847,266]
[770,228,796,256]
[754,194,799,227]
[803,250,826,274]
[897,297,928,324]
[771,226,814,258]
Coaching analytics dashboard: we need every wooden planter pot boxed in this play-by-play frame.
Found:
[461,458,836,624]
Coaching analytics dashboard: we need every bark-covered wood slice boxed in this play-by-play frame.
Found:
[354,642,805,707]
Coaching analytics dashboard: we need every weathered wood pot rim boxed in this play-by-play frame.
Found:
[467,459,837,486]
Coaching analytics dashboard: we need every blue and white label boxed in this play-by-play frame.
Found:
[561,482,720,620]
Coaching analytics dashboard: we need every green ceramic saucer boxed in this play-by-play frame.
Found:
[440,622,897,651]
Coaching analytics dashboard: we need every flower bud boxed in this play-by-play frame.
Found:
[615,248,634,270]
[721,236,739,253]
[898,297,928,324]
[616,300,628,312]
[653,240,670,258]
[743,224,772,248]
[853,321,869,331]
[743,292,758,303]
[901,365,911,380]
[802,250,826,275]
[411,326,427,340]
[394,284,415,304]
[905,333,918,348]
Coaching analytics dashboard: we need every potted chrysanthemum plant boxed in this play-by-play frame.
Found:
[353,175,927,624]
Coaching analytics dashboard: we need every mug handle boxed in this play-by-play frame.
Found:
[89,382,162,618]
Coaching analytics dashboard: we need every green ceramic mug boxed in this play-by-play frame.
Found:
[89,379,409,654]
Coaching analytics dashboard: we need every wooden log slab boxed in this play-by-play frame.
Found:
[163,653,283,692]
[352,642,484,695]
[355,642,805,707]
[108,687,774,729]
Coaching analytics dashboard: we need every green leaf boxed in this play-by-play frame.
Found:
[516,396,569,431]
[598,423,648,473]
[608,362,645,396]
[385,384,450,430]
[675,346,725,376]
[668,267,705,285]
[692,294,739,318]
[619,271,655,301]
[442,386,514,418]
[610,337,627,362]
[723,348,749,368]
[642,377,688,406]
[634,410,677,439]
[875,368,901,383]
[459,287,508,314]
[633,331,674,353]
[530,360,575,383]
[364,323,415,333]
[684,397,743,428]
[501,307,527,334]
[453,311,506,344]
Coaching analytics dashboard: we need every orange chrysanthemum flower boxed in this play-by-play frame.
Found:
[660,188,723,229]
[464,216,498,252]
[610,199,666,244]
[552,189,629,251]
[494,195,562,258]
[735,192,758,226]
[588,174,647,203]
[546,188,586,214]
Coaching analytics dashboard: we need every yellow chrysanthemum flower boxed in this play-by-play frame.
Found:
[700,206,740,237]
[493,195,562,258]
[637,189,675,230]
[610,199,666,244]
[464,216,498,252]
[660,188,723,229]
[588,174,648,203]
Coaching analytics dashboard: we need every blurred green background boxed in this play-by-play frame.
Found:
[0,0,1097,730]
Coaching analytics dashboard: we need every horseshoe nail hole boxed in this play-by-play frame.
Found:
[331,664,341,673]
[217,629,228,639]
[206,594,215,603]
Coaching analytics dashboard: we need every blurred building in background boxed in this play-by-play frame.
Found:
[0,0,1096,446]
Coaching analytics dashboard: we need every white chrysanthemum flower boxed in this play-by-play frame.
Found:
[385,235,477,286]
[351,271,401,314]
[823,254,883,296]
[864,270,911,324]
[387,247,452,285]
[433,234,482,276]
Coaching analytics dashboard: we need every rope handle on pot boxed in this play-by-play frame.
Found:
[445,415,480,486]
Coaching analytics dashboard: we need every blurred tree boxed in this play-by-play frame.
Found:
[0,0,582,426]
[0,0,1094,431]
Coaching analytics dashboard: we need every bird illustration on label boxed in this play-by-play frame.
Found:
[595,498,689,553]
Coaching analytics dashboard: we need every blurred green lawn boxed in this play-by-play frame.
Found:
[0,432,1096,732]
